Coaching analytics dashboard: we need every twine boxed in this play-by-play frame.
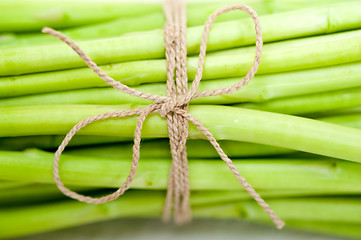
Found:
[43,0,284,229]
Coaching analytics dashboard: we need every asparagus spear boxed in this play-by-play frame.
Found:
[0,0,162,32]
[0,135,131,151]
[0,148,360,191]
[1,0,356,32]
[0,13,167,49]
[1,192,361,239]
[0,105,360,161]
[1,3,361,76]
[197,200,361,238]
[0,136,292,157]
[2,0,356,48]
[287,221,361,239]
[237,87,361,115]
[0,180,32,190]
[320,113,361,129]
[0,184,99,206]
[187,0,361,26]
[0,183,347,208]
[66,139,293,159]
[2,61,360,105]
[194,198,361,226]
[311,107,361,118]
[14,111,359,158]
[2,31,361,98]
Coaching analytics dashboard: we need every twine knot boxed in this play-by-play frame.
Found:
[159,95,189,118]
[44,0,285,230]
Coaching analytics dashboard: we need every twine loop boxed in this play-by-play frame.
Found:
[43,0,285,229]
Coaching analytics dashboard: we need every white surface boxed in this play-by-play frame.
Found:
[15,219,344,240]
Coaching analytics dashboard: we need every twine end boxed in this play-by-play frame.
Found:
[276,221,286,230]
[42,27,52,34]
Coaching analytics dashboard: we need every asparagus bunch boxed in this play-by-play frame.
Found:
[1,0,361,239]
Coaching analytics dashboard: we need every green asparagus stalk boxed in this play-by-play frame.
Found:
[2,32,361,98]
[1,148,361,191]
[186,0,360,26]
[237,87,361,115]
[1,3,361,76]
[15,123,351,159]
[0,184,98,206]
[1,0,355,32]
[0,180,32,190]
[0,183,346,208]
[196,200,361,239]
[1,184,359,240]
[14,110,357,157]
[0,135,292,157]
[0,186,234,207]
[0,105,360,161]
[69,140,357,161]
[0,135,130,151]
[320,113,361,129]
[194,198,361,226]
[0,136,292,157]
[0,190,163,239]
[234,197,361,223]
[2,61,360,105]
[0,13,167,49]
[0,0,162,33]
[2,0,355,48]
[1,192,361,239]
[65,124,359,159]
[287,221,361,239]
[66,139,293,159]
[311,107,361,118]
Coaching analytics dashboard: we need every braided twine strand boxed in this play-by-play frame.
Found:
[43,0,285,229]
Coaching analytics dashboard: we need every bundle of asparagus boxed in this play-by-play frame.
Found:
[1,0,361,239]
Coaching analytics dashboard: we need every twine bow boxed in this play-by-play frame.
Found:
[44,0,284,229]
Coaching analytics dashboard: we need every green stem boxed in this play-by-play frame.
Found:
[231,197,361,223]
[237,86,361,115]
[2,0,354,48]
[311,107,361,118]
[0,13,166,48]
[320,114,361,129]
[0,190,164,239]
[66,139,293,159]
[0,135,130,151]
[1,2,361,76]
[0,180,32,190]
[186,0,358,26]
[0,183,345,208]
[2,31,361,98]
[2,61,360,104]
[0,184,97,206]
[195,200,361,238]
[0,105,360,161]
[287,221,361,239]
[0,136,292,157]
[0,0,162,32]
[1,149,361,191]
[0,0,355,32]
[1,192,360,239]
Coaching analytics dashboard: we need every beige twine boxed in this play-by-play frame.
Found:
[43,0,285,229]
